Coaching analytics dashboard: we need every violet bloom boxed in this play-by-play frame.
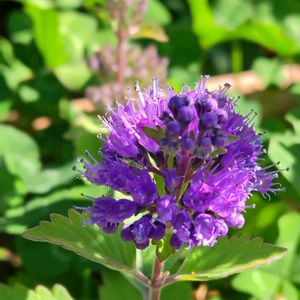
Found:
[75,77,285,249]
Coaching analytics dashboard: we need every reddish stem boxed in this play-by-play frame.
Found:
[150,257,164,300]
[117,29,126,91]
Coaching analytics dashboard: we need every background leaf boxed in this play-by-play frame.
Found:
[232,213,300,300]
[0,125,41,190]
[0,283,74,300]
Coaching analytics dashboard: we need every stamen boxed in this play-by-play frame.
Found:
[152,77,157,100]
[85,149,98,164]
[221,83,231,94]
[135,81,146,109]
[81,193,97,200]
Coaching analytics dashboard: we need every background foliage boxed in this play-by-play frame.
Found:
[0,0,300,299]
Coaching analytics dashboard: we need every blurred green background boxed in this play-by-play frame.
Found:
[0,0,300,299]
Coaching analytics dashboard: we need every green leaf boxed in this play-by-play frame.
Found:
[22,209,136,272]
[99,269,143,300]
[153,173,165,197]
[210,147,227,158]
[156,234,175,262]
[142,126,164,143]
[18,84,40,103]
[285,105,300,135]
[232,270,281,299]
[266,213,300,277]
[0,125,41,189]
[53,61,91,91]
[0,184,109,234]
[16,237,74,278]
[59,11,98,53]
[144,0,171,26]
[252,57,283,86]
[0,38,33,90]
[7,11,33,45]
[132,23,169,42]
[25,4,66,67]
[161,282,192,300]
[0,99,12,122]
[175,234,286,281]
[232,213,300,300]
[55,0,82,9]
[268,133,300,194]
[26,162,75,194]
[213,0,252,30]
[0,283,73,300]
[188,0,300,55]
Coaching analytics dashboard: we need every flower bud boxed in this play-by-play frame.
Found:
[202,112,218,128]
[177,106,194,126]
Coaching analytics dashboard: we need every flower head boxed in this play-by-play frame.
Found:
[75,77,285,250]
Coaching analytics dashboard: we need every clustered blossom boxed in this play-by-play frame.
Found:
[75,77,285,250]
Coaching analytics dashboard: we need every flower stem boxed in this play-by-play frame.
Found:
[150,257,164,300]
[117,29,126,91]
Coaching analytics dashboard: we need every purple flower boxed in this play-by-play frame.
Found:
[121,215,165,249]
[86,197,137,233]
[76,77,285,250]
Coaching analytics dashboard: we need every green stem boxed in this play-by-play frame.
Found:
[231,40,243,73]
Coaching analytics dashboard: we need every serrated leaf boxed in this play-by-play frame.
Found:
[0,283,73,300]
[232,213,300,300]
[22,209,136,272]
[175,234,286,281]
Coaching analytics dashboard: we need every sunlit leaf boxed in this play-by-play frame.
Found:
[0,283,74,300]
[26,162,75,194]
[7,11,33,44]
[285,105,300,135]
[132,23,169,42]
[23,209,136,272]
[0,185,110,233]
[25,4,66,67]
[268,133,300,194]
[175,234,286,281]
[232,213,300,300]
[188,0,300,55]
[0,125,41,189]
[252,57,283,86]
[144,0,171,26]
[53,61,91,91]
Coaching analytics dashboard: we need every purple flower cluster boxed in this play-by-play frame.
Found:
[75,77,285,250]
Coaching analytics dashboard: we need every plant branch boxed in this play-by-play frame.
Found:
[150,257,164,300]
[117,28,127,91]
